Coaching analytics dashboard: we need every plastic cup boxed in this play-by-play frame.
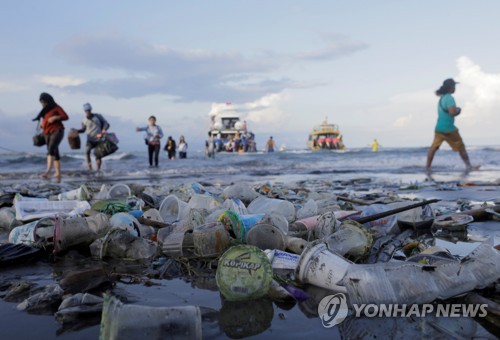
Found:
[100,294,202,339]
[159,195,189,224]
[57,185,89,201]
[246,223,286,251]
[106,184,131,199]
[192,222,231,258]
[295,242,351,292]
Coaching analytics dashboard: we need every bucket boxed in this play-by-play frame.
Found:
[216,245,273,301]
[192,222,232,258]
[245,223,286,251]
[57,185,89,201]
[106,184,131,199]
[295,242,351,292]
[109,213,141,237]
[159,195,189,224]
[8,217,56,246]
[100,294,202,340]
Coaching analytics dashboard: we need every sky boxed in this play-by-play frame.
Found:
[1,0,500,153]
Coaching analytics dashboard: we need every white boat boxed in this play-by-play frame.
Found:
[208,104,257,152]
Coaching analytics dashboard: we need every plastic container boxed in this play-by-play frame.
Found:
[247,196,295,222]
[296,199,318,220]
[192,222,232,258]
[323,220,373,260]
[159,195,189,224]
[141,209,164,223]
[106,184,131,199]
[0,207,22,231]
[434,214,474,231]
[109,213,141,237]
[217,210,244,241]
[313,211,339,239]
[54,213,110,254]
[8,217,56,246]
[222,198,248,215]
[57,185,90,201]
[245,223,286,251]
[100,294,202,339]
[187,194,222,212]
[216,245,273,301]
[259,213,289,235]
[295,242,351,292]
[99,229,157,260]
[14,200,91,222]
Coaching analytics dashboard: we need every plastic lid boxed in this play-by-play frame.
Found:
[216,245,273,301]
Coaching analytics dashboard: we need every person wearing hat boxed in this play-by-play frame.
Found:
[34,93,69,181]
[426,78,479,177]
[76,103,110,171]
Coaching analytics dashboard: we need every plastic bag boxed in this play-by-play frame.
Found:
[94,139,118,159]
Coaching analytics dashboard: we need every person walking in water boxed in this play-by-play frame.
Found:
[371,138,381,152]
[206,132,215,158]
[165,136,176,160]
[34,93,69,181]
[178,135,188,159]
[136,115,164,167]
[76,103,110,172]
[266,136,276,152]
[426,78,479,177]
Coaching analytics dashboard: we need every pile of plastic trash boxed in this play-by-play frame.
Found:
[0,179,500,338]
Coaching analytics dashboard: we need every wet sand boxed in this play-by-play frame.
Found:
[1,176,500,339]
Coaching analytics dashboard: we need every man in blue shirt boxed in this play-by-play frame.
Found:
[426,79,478,177]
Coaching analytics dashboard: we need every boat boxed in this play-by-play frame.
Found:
[208,104,257,152]
[307,119,345,150]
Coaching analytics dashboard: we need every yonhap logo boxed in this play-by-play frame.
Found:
[318,293,349,327]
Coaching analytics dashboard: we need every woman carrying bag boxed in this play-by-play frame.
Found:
[33,92,69,181]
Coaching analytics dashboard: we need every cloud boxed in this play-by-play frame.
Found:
[0,81,27,92]
[208,94,286,124]
[37,75,86,87]
[297,33,369,61]
[53,32,366,103]
[456,56,500,125]
[392,114,413,128]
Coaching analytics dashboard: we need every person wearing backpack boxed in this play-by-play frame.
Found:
[76,103,110,171]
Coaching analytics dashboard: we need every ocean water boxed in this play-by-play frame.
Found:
[0,145,498,185]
